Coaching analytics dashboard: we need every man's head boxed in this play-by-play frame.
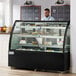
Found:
[44,8,50,17]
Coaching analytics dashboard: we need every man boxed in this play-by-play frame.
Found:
[42,8,55,21]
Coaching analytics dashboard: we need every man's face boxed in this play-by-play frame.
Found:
[44,11,50,17]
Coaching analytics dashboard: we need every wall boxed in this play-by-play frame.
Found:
[13,5,20,23]
[0,0,4,2]
[4,0,13,26]
[0,0,13,26]
[0,35,10,67]
[71,0,76,73]
[13,0,70,23]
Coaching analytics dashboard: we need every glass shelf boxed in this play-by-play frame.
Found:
[19,44,63,48]
[14,34,64,39]
[16,48,63,53]
[20,26,66,29]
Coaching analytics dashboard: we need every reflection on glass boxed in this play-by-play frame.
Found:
[10,21,69,53]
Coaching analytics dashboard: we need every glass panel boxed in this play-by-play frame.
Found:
[10,21,69,53]
[39,22,66,53]
[64,26,70,53]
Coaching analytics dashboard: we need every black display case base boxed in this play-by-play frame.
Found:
[8,51,70,72]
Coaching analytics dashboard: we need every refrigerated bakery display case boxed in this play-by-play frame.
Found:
[8,20,70,72]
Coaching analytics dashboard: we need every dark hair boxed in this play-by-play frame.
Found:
[44,8,50,12]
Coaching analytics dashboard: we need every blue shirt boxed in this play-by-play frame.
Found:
[42,16,55,21]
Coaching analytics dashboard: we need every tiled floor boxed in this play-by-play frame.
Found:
[0,66,76,76]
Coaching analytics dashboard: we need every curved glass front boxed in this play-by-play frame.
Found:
[10,21,70,53]
[63,25,70,53]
